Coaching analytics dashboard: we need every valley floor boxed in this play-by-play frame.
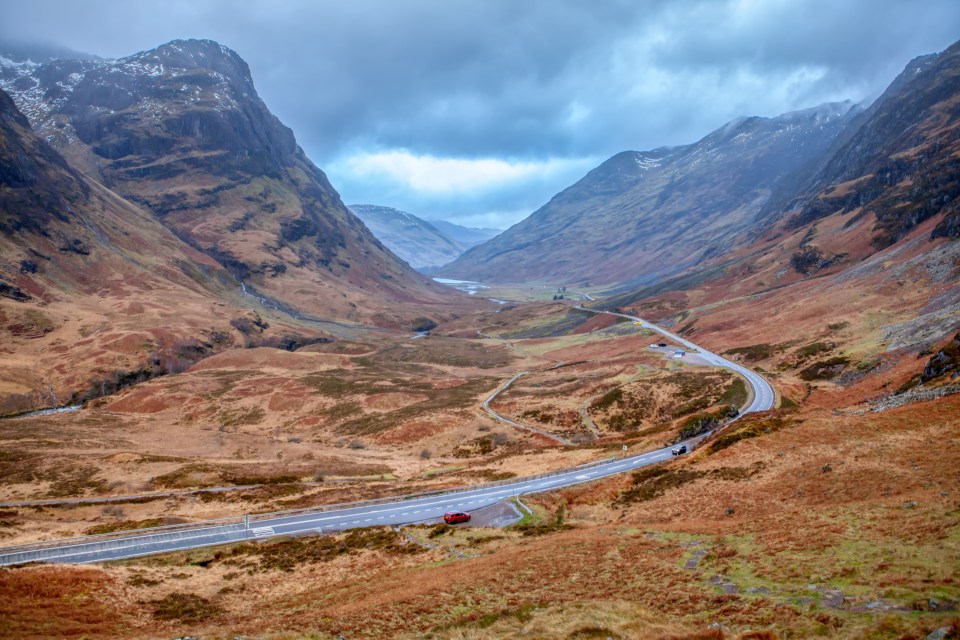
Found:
[0,288,958,639]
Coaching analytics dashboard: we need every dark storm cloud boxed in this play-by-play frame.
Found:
[2,0,959,227]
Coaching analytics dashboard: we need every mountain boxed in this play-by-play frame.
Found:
[348,204,466,270]
[0,85,251,403]
[427,219,502,249]
[774,42,960,247]
[440,101,861,286]
[0,39,456,327]
[601,40,960,354]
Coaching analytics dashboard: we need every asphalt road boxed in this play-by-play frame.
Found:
[578,306,776,413]
[0,444,697,566]
[0,305,773,567]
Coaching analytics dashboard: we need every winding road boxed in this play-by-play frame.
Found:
[0,303,774,567]
[577,305,776,413]
[480,371,572,446]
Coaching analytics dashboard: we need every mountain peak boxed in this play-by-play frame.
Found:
[120,38,253,86]
[778,99,860,122]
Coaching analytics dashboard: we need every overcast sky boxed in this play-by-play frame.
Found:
[2,1,959,229]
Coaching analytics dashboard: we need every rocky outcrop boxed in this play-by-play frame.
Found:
[784,41,960,248]
[921,333,960,382]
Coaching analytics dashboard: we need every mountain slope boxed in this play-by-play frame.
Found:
[440,102,859,286]
[600,41,960,361]
[0,86,253,404]
[427,219,502,249]
[348,204,466,270]
[0,39,457,327]
[779,41,960,246]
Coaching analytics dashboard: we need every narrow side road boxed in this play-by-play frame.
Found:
[480,371,572,445]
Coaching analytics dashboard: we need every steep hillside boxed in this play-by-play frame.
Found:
[602,40,960,341]
[779,40,960,246]
[0,39,460,327]
[349,204,466,270]
[0,86,258,406]
[440,101,859,286]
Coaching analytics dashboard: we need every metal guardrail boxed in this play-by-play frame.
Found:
[0,455,618,558]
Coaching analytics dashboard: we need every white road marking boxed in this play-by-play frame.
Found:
[2,316,776,566]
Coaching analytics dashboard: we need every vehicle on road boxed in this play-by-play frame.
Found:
[672,444,687,455]
[672,350,686,359]
[444,511,471,524]
[658,342,667,347]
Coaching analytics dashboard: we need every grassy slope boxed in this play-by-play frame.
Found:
[0,302,957,639]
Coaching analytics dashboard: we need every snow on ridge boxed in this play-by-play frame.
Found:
[634,153,661,170]
[0,55,40,69]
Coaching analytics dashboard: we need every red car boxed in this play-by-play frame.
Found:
[443,511,471,524]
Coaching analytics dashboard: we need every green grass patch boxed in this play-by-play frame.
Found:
[795,341,834,360]
[420,466,462,477]
[618,465,755,504]
[720,377,748,408]
[725,343,776,361]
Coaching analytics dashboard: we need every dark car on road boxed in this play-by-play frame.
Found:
[443,511,471,524]
[671,444,687,455]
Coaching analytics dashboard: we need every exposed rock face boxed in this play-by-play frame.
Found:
[921,333,960,383]
[0,84,237,298]
[0,88,90,239]
[1,39,451,324]
[348,204,466,270]
[440,101,859,286]
[0,84,255,395]
[783,42,960,247]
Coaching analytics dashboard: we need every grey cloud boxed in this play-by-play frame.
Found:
[1,0,959,228]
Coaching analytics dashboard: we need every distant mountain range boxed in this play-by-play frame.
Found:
[442,40,959,289]
[426,219,502,249]
[441,101,862,286]
[348,204,466,270]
